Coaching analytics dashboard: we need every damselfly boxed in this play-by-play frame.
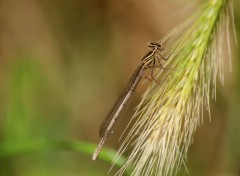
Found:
[92,42,168,160]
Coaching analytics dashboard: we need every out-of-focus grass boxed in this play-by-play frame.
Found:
[0,57,126,175]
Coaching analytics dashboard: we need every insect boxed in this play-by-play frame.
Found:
[92,42,168,160]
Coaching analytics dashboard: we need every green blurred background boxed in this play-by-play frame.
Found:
[0,0,239,175]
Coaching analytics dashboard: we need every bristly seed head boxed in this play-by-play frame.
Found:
[113,0,235,176]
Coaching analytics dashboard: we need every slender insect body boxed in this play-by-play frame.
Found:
[92,42,168,161]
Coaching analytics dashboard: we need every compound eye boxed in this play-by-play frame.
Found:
[156,43,161,47]
[147,42,155,48]
[160,44,165,50]
[154,42,164,50]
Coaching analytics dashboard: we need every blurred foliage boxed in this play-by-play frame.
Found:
[0,0,239,176]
